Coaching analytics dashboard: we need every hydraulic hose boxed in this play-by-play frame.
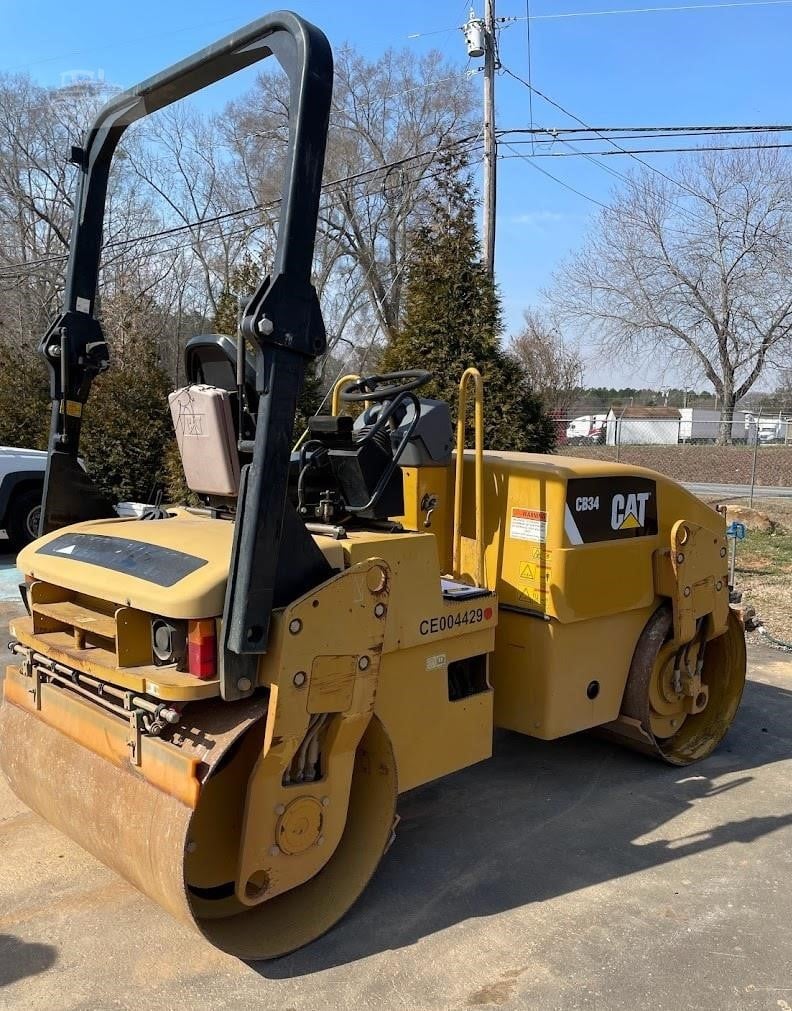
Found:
[757,625,792,652]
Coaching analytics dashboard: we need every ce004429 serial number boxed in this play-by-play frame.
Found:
[419,606,493,636]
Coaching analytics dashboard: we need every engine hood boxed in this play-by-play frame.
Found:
[19,511,345,620]
[18,511,235,619]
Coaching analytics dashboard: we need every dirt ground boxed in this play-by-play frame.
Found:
[701,498,792,649]
[563,444,792,487]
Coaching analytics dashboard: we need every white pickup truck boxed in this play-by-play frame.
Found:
[0,447,46,549]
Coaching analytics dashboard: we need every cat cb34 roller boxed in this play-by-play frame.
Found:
[0,10,746,959]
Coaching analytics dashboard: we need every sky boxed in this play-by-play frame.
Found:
[2,0,791,387]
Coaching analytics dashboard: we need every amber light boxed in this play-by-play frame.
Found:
[187,620,217,679]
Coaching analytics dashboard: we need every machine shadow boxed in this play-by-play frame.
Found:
[255,673,792,978]
[0,933,57,987]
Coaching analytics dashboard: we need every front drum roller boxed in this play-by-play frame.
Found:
[603,604,746,765]
[0,695,397,959]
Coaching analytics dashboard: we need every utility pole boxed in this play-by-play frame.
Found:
[482,0,497,280]
[463,5,498,279]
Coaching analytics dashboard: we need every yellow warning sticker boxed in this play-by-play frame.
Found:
[517,585,547,605]
[518,560,551,590]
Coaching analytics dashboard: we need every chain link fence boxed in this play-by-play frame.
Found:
[554,410,792,506]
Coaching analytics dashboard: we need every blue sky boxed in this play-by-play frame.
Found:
[3,0,791,386]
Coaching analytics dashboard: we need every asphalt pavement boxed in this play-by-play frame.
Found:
[684,482,792,500]
[0,563,791,1010]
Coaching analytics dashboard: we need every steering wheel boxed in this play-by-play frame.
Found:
[339,370,432,404]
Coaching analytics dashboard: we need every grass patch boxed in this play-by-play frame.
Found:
[734,528,792,643]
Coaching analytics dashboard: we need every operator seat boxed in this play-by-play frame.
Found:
[168,334,257,499]
[169,385,240,497]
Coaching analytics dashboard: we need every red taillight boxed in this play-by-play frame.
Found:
[187,619,216,679]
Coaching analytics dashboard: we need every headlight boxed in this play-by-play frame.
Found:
[151,618,187,667]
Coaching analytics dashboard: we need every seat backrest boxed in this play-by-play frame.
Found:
[168,385,240,497]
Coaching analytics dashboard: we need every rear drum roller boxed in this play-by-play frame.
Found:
[607,604,746,765]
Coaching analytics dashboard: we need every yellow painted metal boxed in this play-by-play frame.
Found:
[452,449,743,747]
[331,373,361,415]
[307,655,357,713]
[0,562,399,958]
[375,626,494,792]
[654,518,730,643]
[33,599,117,640]
[657,607,746,762]
[194,715,397,959]
[602,605,746,764]
[29,587,154,667]
[233,558,390,906]
[0,384,750,956]
[342,530,497,654]
[453,367,485,586]
[11,615,220,701]
[3,669,206,806]
[397,465,454,565]
[492,606,654,739]
[115,606,155,667]
[0,679,268,928]
[18,510,344,620]
[341,528,496,790]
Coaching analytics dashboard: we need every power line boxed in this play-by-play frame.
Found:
[409,0,792,38]
[515,0,792,20]
[501,64,792,243]
[503,66,713,195]
[501,124,792,138]
[524,0,535,155]
[0,134,483,279]
[499,142,718,240]
[501,140,612,209]
[502,140,792,155]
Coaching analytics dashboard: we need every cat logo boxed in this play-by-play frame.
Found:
[611,491,652,531]
[566,476,657,543]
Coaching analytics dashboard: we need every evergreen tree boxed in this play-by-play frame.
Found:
[79,291,177,503]
[0,345,51,451]
[81,344,173,504]
[381,154,554,453]
[0,297,176,505]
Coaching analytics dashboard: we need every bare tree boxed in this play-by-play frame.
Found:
[510,309,583,416]
[550,146,792,441]
[0,47,475,391]
[124,104,274,320]
[0,73,169,349]
[225,46,476,345]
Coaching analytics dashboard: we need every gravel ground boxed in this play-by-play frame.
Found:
[562,444,792,487]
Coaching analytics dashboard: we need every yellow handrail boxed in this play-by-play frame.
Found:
[331,373,361,416]
[453,367,485,587]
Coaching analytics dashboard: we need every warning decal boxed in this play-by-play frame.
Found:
[509,507,548,543]
[518,558,551,597]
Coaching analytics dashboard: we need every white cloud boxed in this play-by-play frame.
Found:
[510,210,567,227]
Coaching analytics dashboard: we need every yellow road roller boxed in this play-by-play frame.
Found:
[0,11,746,959]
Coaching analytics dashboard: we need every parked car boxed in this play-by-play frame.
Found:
[0,447,46,549]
